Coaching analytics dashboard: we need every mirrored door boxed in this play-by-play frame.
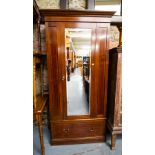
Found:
[65,28,92,116]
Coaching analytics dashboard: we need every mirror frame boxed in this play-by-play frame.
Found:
[62,22,96,120]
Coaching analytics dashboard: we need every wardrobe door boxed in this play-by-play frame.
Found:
[95,23,110,117]
[46,22,64,120]
[60,22,97,118]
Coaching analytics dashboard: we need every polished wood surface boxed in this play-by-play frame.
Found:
[51,118,106,145]
[40,9,115,17]
[52,119,105,139]
[44,10,114,145]
[107,47,122,149]
[34,95,48,114]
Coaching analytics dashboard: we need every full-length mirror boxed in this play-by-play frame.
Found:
[65,28,92,116]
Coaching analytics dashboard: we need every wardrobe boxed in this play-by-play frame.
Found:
[40,9,114,145]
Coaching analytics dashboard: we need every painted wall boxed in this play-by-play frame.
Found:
[36,0,86,9]
[68,0,86,9]
[33,24,39,53]
[36,0,60,9]
[109,26,120,49]
[40,24,46,52]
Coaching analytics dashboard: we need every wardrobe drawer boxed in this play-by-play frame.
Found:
[52,120,106,139]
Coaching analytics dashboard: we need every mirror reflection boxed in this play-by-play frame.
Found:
[65,28,91,116]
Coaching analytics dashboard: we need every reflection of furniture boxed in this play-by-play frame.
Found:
[67,59,71,81]
[84,78,89,103]
[71,51,75,72]
[83,56,90,80]
[42,9,114,145]
[83,56,90,102]
[107,47,122,150]
[77,60,83,67]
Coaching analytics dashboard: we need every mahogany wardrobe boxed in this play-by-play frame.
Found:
[40,10,114,145]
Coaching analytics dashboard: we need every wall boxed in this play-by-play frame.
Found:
[40,24,46,52]
[36,0,60,9]
[68,0,86,9]
[36,0,86,9]
[109,26,120,49]
[33,24,39,53]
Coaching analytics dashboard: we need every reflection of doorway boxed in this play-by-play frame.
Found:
[67,67,89,115]
[65,28,91,116]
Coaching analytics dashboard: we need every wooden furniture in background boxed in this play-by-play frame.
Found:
[40,9,114,145]
[33,1,48,155]
[33,54,48,155]
[33,0,41,55]
[107,47,122,150]
[33,94,48,155]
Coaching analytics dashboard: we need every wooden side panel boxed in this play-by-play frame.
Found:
[107,52,117,124]
[95,23,110,117]
[45,22,63,120]
[89,23,97,117]
[107,47,122,150]
[114,50,122,127]
[107,47,122,128]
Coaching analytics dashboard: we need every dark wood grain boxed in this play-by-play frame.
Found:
[44,10,114,145]
[46,23,63,120]
[51,136,105,145]
[40,9,115,17]
[51,119,106,145]
[107,47,122,149]
[95,23,109,117]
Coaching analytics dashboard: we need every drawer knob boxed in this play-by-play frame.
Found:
[63,128,70,133]
[62,75,65,81]
[89,128,94,132]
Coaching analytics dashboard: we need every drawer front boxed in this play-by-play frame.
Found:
[52,120,106,139]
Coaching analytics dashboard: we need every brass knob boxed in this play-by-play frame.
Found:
[91,63,95,66]
[89,128,94,132]
[63,128,69,133]
[62,75,65,81]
